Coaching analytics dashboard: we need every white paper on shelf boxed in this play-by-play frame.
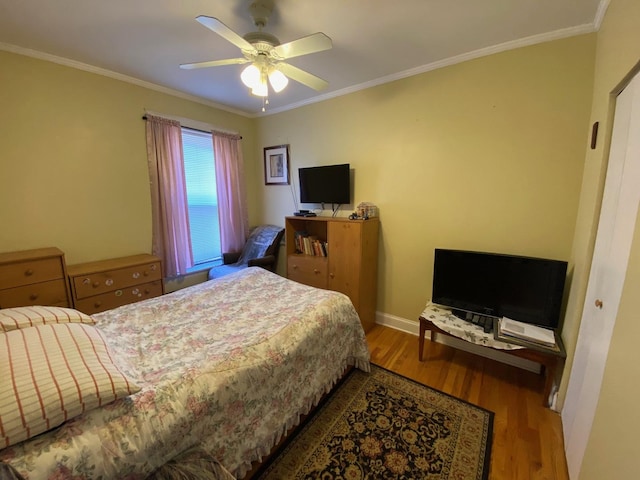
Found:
[499,317,556,346]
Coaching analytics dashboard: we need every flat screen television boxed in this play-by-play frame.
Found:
[431,249,568,328]
[299,163,350,205]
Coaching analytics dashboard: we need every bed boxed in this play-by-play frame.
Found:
[0,267,371,479]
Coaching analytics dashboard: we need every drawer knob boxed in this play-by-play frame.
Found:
[144,288,150,294]
[115,290,123,297]
[143,270,149,277]
[329,273,335,278]
[29,293,38,301]
[132,288,140,295]
[105,279,114,287]
[93,281,100,288]
[314,269,320,274]
[83,278,90,285]
[94,301,102,308]
[150,264,157,271]
[25,269,34,276]
[133,272,141,279]
[292,264,298,270]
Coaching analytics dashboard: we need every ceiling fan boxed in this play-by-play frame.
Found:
[180,0,332,99]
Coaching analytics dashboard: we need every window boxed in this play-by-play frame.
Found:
[181,128,222,269]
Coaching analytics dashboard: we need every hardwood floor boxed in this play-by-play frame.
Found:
[367,324,569,480]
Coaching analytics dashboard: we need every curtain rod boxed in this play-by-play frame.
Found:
[141,115,242,139]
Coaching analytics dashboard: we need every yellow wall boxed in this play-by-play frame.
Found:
[0,50,256,266]
[569,0,640,477]
[256,34,596,322]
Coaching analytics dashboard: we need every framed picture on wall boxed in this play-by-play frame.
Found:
[264,144,290,185]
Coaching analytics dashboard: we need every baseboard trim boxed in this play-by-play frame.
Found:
[375,311,540,374]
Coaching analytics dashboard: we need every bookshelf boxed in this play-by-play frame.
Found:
[285,216,379,331]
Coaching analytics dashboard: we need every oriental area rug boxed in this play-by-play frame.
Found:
[254,365,493,479]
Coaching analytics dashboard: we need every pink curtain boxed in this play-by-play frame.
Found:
[145,115,193,276]
[212,131,248,253]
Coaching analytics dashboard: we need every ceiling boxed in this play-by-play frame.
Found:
[0,0,605,117]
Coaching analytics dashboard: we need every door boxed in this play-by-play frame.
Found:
[562,71,640,478]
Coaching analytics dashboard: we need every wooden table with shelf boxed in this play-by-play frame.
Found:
[418,303,566,407]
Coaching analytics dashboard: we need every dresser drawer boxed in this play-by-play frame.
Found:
[0,279,69,309]
[71,261,162,300]
[74,280,163,315]
[0,257,65,291]
[287,255,328,289]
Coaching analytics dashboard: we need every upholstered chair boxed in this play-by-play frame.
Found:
[208,224,284,280]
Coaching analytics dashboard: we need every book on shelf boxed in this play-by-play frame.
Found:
[496,317,556,347]
[293,231,328,257]
[303,236,313,255]
[293,230,306,254]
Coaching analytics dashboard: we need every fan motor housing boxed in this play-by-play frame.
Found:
[243,31,280,49]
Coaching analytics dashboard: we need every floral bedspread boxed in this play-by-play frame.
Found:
[0,267,371,479]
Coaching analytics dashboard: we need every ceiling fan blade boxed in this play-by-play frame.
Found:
[277,63,329,91]
[273,33,332,60]
[180,58,249,70]
[196,15,255,52]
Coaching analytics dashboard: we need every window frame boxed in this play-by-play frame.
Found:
[181,126,222,273]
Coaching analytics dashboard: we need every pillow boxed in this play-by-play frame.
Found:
[0,323,140,448]
[0,306,95,333]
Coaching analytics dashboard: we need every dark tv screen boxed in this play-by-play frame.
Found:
[431,249,567,328]
[299,164,350,204]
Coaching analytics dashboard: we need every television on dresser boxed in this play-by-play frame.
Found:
[298,163,350,205]
[431,249,568,329]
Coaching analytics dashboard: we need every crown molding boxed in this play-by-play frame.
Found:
[593,0,611,30]
[0,42,251,118]
[260,23,598,116]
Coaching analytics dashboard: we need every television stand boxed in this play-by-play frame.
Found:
[419,302,566,407]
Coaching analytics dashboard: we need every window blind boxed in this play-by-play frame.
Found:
[181,128,222,264]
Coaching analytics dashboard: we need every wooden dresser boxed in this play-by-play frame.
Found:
[67,254,163,314]
[0,247,72,308]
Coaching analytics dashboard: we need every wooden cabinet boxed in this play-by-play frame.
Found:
[68,254,163,314]
[285,216,379,331]
[0,247,72,309]
[287,254,327,289]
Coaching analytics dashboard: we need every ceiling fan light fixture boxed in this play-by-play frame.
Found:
[268,69,288,93]
[185,6,333,107]
[241,64,261,89]
[251,78,269,97]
